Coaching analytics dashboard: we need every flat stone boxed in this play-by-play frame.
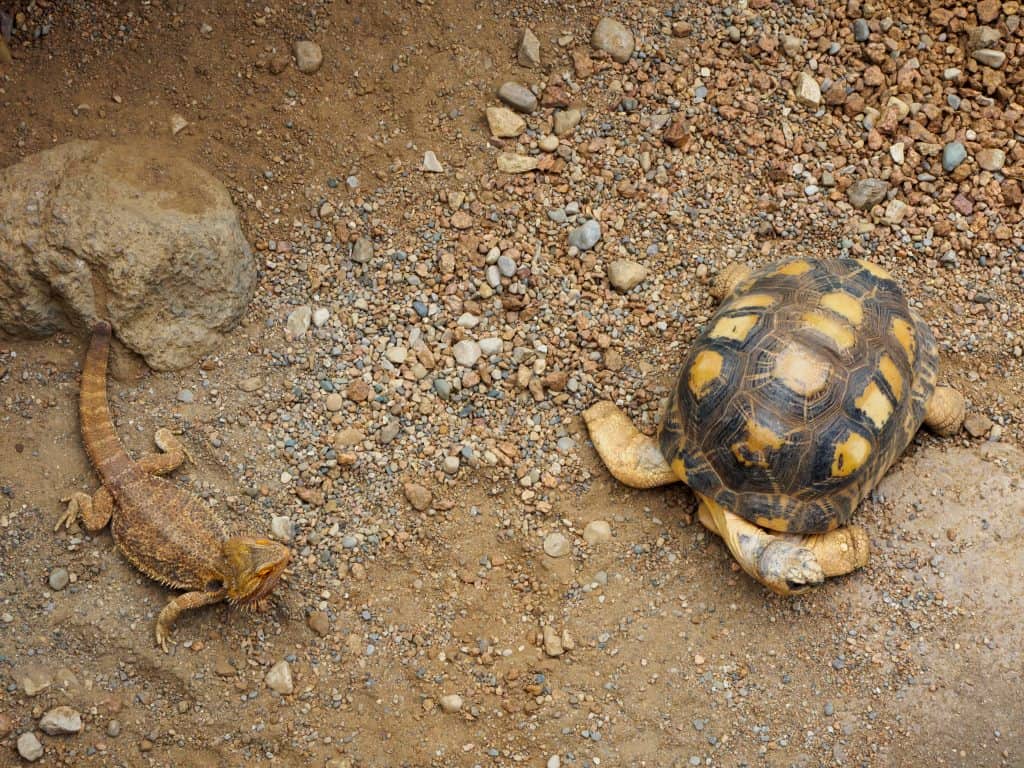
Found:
[496,153,538,173]
[966,25,1001,52]
[334,428,365,449]
[583,520,612,545]
[479,337,503,355]
[591,17,634,63]
[517,27,541,67]
[485,106,525,138]
[17,732,43,762]
[977,0,1001,23]
[543,624,564,656]
[544,532,571,557]
[169,113,189,136]
[852,18,870,42]
[942,141,968,172]
[325,393,344,411]
[265,660,294,695]
[286,305,312,339]
[453,339,482,367]
[794,72,821,108]
[569,219,602,251]
[422,151,444,173]
[972,48,1006,68]
[39,706,82,736]
[352,237,374,264]
[385,346,408,364]
[883,199,909,224]
[312,307,330,327]
[553,108,581,136]
[293,40,323,74]
[539,134,559,152]
[48,567,69,591]
[847,178,889,210]
[497,81,537,113]
[18,666,52,697]
[964,413,994,438]
[439,694,463,713]
[270,515,294,542]
[238,376,263,392]
[977,148,1005,171]
[607,259,648,291]
[403,482,433,511]
[307,611,330,636]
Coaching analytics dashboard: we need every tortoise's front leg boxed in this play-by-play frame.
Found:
[155,589,226,653]
[923,386,965,437]
[710,263,752,302]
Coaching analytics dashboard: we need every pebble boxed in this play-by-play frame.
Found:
[238,376,263,392]
[271,515,294,541]
[976,148,1005,171]
[846,178,889,210]
[890,142,905,165]
[325,393,344,411]
[48,567,69,591]
[286,305,312,339]
[583,520,612,545]
[547,757,562,768]
[591,17,634,63]
[542,625,564,656]
[453,340,482,367]
[265,660,294,695]
[852,19,869,42]
[517,27,540,67]
[311,307,330,327]
[17,732,43,762]
[963,413,994,438]
[422,151,444,173]
[439,694,463,713]
[177,389,194,404]
[497,81,537,113]
[607,259,648,291]
[385,346,408,364]
[543,532,570,557]
[169,113,189,136]
[793,72,821,108]
[568,219,602,251]
[307,610,330,636]
[403,482,432,511]
[293,40,323,74]
[0,714,11,739]
[496,153,539,173]
[538,134,559,152]
[972,48,1006,68]
[485,106,525,138]
[941,141,967,172]
[39,706,82,735]
[479,337,503,355]
[351,237,373,264]
[553,108,581,136]
[106,719,122,738]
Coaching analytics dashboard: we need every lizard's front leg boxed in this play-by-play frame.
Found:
[155,589,226,653]
[55,489,114,532]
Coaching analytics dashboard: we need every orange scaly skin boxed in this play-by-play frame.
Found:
[57,321,291,652]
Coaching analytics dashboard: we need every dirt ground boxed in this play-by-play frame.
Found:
[1,1,1023,767]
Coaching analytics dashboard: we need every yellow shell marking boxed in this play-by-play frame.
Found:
[709,314,759,342]
[890,317,916,364]
[729,293,776,310]
[754,516,791,533]
[773,260,813,276]
[820,291,864,326]
[731,420,784,468]
[688,349,724,399]
[670,458,689,483]
[802,311,856,351]
[856,259,894,281]
[854,381,893,430]
[878,354,904,400]
[831,432,871,477]
[773,342,832,397]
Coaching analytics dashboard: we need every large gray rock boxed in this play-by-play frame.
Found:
[0,140,256,370]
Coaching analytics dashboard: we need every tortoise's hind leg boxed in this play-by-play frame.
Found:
[923,386,965,437]
[582,402,678,489]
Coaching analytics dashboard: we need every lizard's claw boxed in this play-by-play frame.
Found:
[155,622,173,654]
[55,495,80,532]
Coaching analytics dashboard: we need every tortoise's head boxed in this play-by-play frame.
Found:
[221,536,291,606]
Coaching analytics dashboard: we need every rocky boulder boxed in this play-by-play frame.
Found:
[0,140,256,370]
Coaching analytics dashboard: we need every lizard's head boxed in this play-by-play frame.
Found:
[221,536,291,606]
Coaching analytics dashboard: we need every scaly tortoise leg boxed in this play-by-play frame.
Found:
[155,588,226,653]
[582,401,678,489]
[55,489,114,532]
[923,386,965,437]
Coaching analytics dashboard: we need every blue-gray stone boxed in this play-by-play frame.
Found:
[852,19,869,42]
[942,141,967,172]
[569,219,602,251]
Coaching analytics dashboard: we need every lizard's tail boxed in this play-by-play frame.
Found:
[79,321,136,490]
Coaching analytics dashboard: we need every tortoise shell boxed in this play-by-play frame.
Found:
[657,257,938,534]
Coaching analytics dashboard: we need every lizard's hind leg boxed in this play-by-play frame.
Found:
[55,489,114,532]
[138,428,193,475]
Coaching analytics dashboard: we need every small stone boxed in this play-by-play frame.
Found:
[890,142,905,164]
[39,706,82,736]
[238,376,263,393]
[497,81,538,113]
[662,117,692,149]
[443,455,460,474]
[106,719,122,738]
[453,340,482,367]
[271,515,294,542]
[385,346,408,365]
[543,625,564,657]
[963,413,994,438]
[852,19,870,42]
[0,714,11,739]
[583,520,612,545]
[265,660,294,695]
[439,694,463,713]
[334,428,365,449]
[422,151,444,173]
[479,337,503,356]
[539,134,559,152]
[17,733,43,762]
[976,147,1005,171]
[169,113,189,136]
[847,178,889,210]
[544,532,571,558]
[293,40,323,74]
[18,667,51,697]
[312,307,330,327]
[883,199,908,224]
[794,72,821,108]
[496,153,539,173]
[569,219,602,250]
[967,25,1001,52]
[942,141,968,172]
[286,305,312,339]
[325,393,344,411]
[48,567,69,591]
[553,108,581,136]
[548,757,562,768]
[177,389,194,404]
[591,17,634,63]
[307,611,330,637]
[517,28,541,67]
[485,106,526,138]
[268,54,290,74]
[352,237,374,264]
[972,48,1006,68]
[404,482,433,511]
[607,260,648,291]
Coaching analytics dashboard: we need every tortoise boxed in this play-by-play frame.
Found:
[583,257,965,596]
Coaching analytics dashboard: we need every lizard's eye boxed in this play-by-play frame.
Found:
[206,579,224,591]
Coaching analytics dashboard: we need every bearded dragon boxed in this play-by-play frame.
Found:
[57,321,291,651]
